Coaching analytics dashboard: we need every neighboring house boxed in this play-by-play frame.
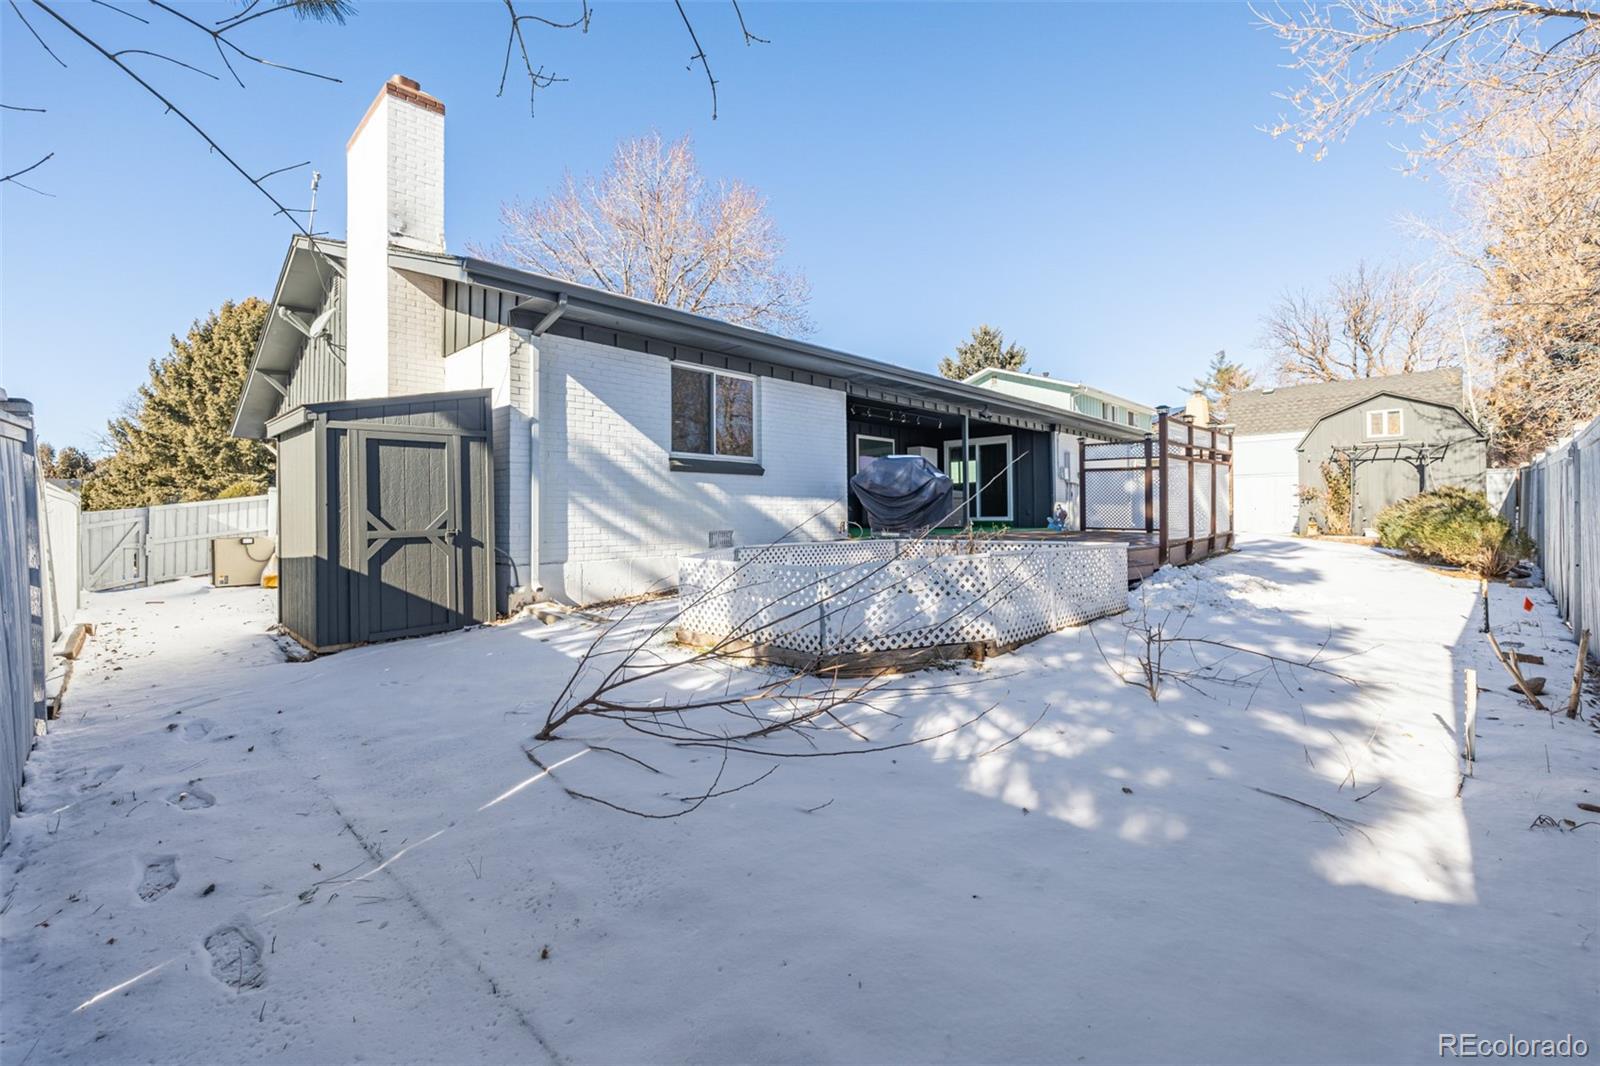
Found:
[964,368,1156,432]
[233,76,1143,614]
[1225,369,1486,534]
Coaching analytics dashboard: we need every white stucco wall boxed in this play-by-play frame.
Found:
[534,332,847,604]
[1233,431,1303,533]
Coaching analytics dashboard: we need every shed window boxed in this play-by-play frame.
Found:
[671,365,756,460]
[1366,408,1403,438]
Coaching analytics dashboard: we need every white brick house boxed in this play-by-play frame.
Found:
[235,77,1140,607]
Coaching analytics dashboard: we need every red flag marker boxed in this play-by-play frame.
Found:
[1523,597,1534,612]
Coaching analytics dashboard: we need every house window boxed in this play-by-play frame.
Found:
[671,365,756,460]
[1366,408,1403,438]
[856,434,896,474]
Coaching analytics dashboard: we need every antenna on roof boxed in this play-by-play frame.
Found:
[307,170,322,237]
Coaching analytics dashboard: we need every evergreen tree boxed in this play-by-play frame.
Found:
[938,325,1028,380]
[82,298,274,510]
[1190,350,1256,418]
[37,442,97,482]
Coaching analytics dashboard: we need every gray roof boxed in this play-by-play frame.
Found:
[1226,368,1465,435]
[236,236,1148,442]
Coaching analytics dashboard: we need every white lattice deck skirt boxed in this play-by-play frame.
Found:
[676,539,1128,670]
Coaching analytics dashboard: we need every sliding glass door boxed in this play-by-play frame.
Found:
[943,436,1013,523]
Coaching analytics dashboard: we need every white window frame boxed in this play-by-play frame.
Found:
[942,434,1014,523]
[1366,408,1403,439]
[670,363,760,463]
[855,434,896,474]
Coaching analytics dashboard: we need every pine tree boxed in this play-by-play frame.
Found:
[82,298,274,510]
[37,442,97,481]
[937,325,1028,380]
[1190,350,1256,418]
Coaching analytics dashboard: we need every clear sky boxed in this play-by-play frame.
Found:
[0,0,1448,451]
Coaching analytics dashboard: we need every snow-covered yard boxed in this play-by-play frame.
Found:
[1,537,1595,1065]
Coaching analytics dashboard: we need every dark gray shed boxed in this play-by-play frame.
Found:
[268,390,495,652]
[1296,390,1486,533]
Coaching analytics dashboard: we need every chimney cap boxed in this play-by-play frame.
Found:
[389,74,421,91]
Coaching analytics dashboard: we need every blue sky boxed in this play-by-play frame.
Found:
[1,1,1448,450]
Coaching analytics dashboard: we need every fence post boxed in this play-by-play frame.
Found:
[1155,406,1170,566]
[1572,443,1582,640]
[1209,432,1218,554]
[1078,436,1088,533]
[1142,435,1153,533]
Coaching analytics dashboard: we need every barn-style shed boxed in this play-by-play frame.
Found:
[267,390,495,652]
[1296,389,1487,533]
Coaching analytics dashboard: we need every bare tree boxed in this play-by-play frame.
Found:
[478,132,813,335]
[3,1,766,209]
[1433,108,1600,460]
[1257,0,1600,167]
[1261,262,1454,382]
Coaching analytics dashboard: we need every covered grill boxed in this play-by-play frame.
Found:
[849,455,955,533]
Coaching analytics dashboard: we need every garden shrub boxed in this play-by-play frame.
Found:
[1375,486,1533,576]
[216,478,266,499]
[1299,454,1354,535]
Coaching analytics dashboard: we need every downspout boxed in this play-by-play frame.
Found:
[531,294,569,337]
[962,413,972,527]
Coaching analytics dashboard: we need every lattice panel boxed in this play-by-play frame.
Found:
[1216,466,1232,532]
[1192,462,1213,538]
[1083,441,1147,462]
[1165,460,1190,538]
[679,540,1128,659]
[1084,470,1148,530]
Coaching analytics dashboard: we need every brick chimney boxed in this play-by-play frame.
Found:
[345,75,447,399]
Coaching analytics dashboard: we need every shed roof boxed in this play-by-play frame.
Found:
[1226,368,1465,436]
[1291,389,1485,451]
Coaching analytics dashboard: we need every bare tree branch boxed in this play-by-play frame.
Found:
[731,0,769,45]
[496,0,588,115]
[1,151,54,186]
[1257,0,1600,167]
[674,0,718,119]
[8,0,65,67]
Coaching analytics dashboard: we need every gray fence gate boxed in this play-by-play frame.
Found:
[81,495,271,591]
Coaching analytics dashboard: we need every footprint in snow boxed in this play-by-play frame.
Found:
[137,856,179,902]
[204,923,265,990]
[166,786,215,810]
[59,764,123,792]
[180,719,213,741]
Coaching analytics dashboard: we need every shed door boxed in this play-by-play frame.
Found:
[353,429,462,642]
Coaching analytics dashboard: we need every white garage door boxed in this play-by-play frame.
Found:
[1233,433,1302,533]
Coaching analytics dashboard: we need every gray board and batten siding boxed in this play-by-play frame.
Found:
[269,391,495,652]
[1295,392,1487,533]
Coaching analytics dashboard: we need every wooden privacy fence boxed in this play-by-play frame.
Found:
[81,494,270,591]
[1079,410,1234,567]
[1510,411,1600,662]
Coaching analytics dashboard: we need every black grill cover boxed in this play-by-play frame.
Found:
[850,455,955,532]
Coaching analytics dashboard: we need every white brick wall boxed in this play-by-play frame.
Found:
[444,329,537,609]
[534,332,846,603]
[387,270,444,395]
